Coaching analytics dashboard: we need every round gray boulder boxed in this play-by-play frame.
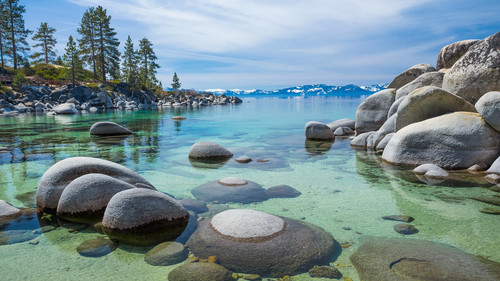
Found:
[350,238,500,281]
[36,156,154,214]
[53,103,78,114]
[333,126,354,136]
[475,91,500,132]
[413,163,449,179]
[89,121,133,136]
[355,89,395,134]
[383,112,500,169]
[305,121,334,140]
[326,118,355,132]
[442,31,500,104]
[188,142,233,160]
[388,64,436,89]
[0,200,21,218]
[102,188,189,246]
[395,86,476,131]
[191,177,268,204]
[265,185,302,198]
[395,71,444,100]
[56,173,136,223]
[187,209,336,277]
[168,262,234,281]
[436,39,480,70]
[144,241,188,266]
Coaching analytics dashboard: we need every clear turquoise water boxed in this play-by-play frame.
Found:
[0,95,498,281]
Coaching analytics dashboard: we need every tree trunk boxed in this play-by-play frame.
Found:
[9,1,17,69]
[0,31,4,75]
[44,34,48,64]
[71,56,75,86]
[99,24,105,83]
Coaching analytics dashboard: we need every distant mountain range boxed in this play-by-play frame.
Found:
[203,84,387,96]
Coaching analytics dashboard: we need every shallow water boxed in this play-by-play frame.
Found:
[0,95,499,281]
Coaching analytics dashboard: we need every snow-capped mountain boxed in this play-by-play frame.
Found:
[204,84,387,96]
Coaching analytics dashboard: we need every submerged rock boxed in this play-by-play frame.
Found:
[191,177,268,204]
[76,237,117,257]
[144,241,188,266]
[178,198,209,214]
[188,142,233,160]
[89,121,133,136]
[413,163,449,179]
[0,200,21,218]
[235,156,252,163]
[308,265,342,279]
[187,209,336,277]
[393,223,419,235]
[36,156,154,214]
[382,215,414,223]
[382,112,500,169]
[102,188,189,246]
[168,262,235,281]
[350,238,500,281]
[265,185,302,198]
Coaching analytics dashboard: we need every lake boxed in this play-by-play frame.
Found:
[0,95,498,280]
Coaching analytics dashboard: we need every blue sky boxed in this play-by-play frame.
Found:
[25,0,500,90]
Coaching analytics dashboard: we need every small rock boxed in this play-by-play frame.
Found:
[333,127,354,136]
[89,121,133,136]
[393,223,419,235]
[308,265,342,279]
[485,174,500,184]
[382,215,414,223]
[235,156,252,163]
[413,163,449,179]
[208,256,219,263]
[256,159,269,163]
[243,274,262,280]
[144,241,188,266]
[41,225,56,233]
[265,185,302,198]
[76,237,117,257]
[172,116,186,120]
[467,163,488,171]
[168,262,235,281]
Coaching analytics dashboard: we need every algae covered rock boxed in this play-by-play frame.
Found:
[168,262,235,281]
[102,188,189,246]
[144,241,188,266]
[187,209,336,277]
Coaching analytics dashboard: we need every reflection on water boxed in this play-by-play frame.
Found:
[0,96,498,280]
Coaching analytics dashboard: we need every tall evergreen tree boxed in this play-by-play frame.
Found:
[171,72,181,91]
[31,22,57,64]
[63,35,83,86]
[138,37,159,89]
[94,6,120,82]
[0,2,8,74]
[77,7,97,79]
[121,35,138,87]
[3,0,30,70]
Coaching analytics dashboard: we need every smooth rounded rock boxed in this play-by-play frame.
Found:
[350,238,500,281]
[265,185,302,198]
[0,200,21,218]
[56,173,136,223]
[102,188,189,246]
[168,262,235,281]
[76,237,117,257]
[235,156,252,163]
[188,142,233,160]
[191,179,268,204]
[382,112,500,169]
[413,163,449,179]
[355,89,395,134]
[333,126,354,136]
[327,118,355,132]
[388,64,436,89]
[395,71,444,100]
[187,209,336,277]
[218,177,247,186]
[210,209,285,241]
[442,31,500,104]
[375,133,394,151]
[437,39,479,70]
[476,91,500,132]
[36,157,154,214]
[89,121,132,136]
[393,223,419,235]
[171,116,186,120]
[53,103,78,114]
[305,121,334,140]
[144,241,188,266]
[178,198,209,214]
[395,86,476,131]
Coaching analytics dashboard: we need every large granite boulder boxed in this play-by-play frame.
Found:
[326,118,355,132]
[355,89,396,134]
[382,112,500,169]
[89,121,133,136]
[168,262,235,281]
[56,173,136,223]
[350,238,500,281]
[187,209,336,277]
[305,121,334,140]
[188,142,233,160]
[442,31,500,103]
[395,71,444,100]
[53,103,78,114]
[436,39,480,70]
[69,85,93,103]
[388,64,436,89]
[387,97,404,118]
[36,157,154,214]
[102,188,189,246]
[395,86,476,131]
[475,91,500,132]
[191,177,268,204]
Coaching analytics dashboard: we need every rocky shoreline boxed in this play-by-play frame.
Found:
[0,81,242,116]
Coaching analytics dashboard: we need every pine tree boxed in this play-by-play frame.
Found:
[94,6,120,82]
[138,37,159,89]
[3,0,31,70]
[63,35,84,86]
[78,7,98,79]
[0,2,9,74]
[121,35,138,87]
[55,55,64,66]
[31,22,57,64]
[171,72,181,91]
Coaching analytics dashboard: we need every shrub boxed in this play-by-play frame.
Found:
[13,72,27,91]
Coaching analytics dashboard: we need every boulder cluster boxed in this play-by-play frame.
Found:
[0,82,242,115]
